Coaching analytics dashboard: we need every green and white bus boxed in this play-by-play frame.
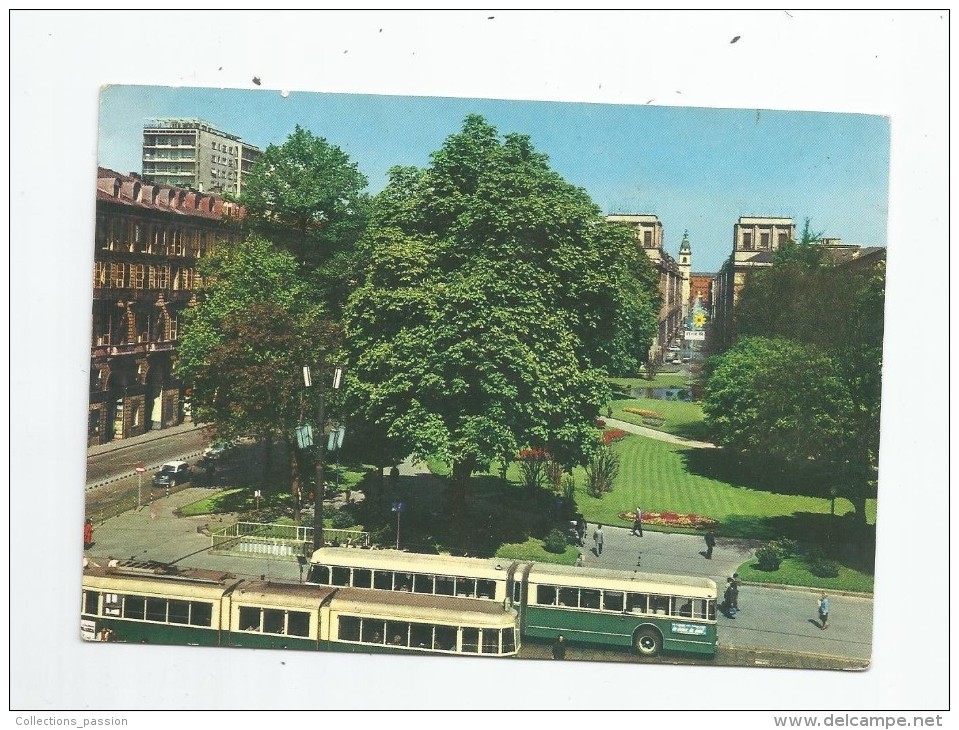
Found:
[518,562,717,656]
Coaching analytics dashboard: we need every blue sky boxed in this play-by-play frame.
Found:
[99,85,889,273]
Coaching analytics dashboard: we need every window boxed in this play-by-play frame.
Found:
[502,628,515,654]
[123,595,146,620]
[239,606,260,631]
[410,622,433,649]
[331,567,350,586]
[535,585,557,606]
[339,616,361,642]
[778,232,789,246]
[455,577,476,598]
[580,589,601,610]
[434,625,457,652]
[626,593,648,614]
[394,573,413,592]
[482,629,500,654]
[352,568,372,588]
[190,601,213,627]
[168,600,190,624]
[649,595,670,615]
[130,264,145,289]
[558,587,579,607]
[435,576,455,596]
[146,598,167,622]
[760,232,771,250]
[476,579,496,599]
[361,619,385,644]
[742,231,753,250]
[287,612,309,637]
[103,593,121,617]
[263,609,285,634]
[603,591,624,612]
[643,230,653,248]
[82,591,99,615]
[387,621,410,647]
[94,262,107,289]
[461,627,480,653]
[373,570,392,590]
[309,566,330,584]
[156,265,170,289]
[110,262,125,288]
[413,573,434,594]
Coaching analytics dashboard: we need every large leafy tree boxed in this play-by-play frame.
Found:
[239,125,371,313]
[344,115,659,505]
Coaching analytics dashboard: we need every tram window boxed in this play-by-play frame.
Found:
[239,606,260,631]
[410,622,433,649]
[353,568,372,589]
[310,565,330,584]
[477,579,496,599]
[287,611,310,637]
[104,593,121,617]
[481,629,499,654]
[456,577,477,598]
[339,616,361,642]
[558,587,579,607]
[502,628,516,654]
[626,593,648,614]
[263,609,285,634]
[706,600,716,621]
[146,598,167,622]
[82,591,99,615]
[413,574,434,594]
[434,625,457,652]
[361,619,385,644]
[512,582,522,603]
[168,600,190,624]
[603,591,624,612]
[190,601,212,627]
[536,585,557,606]
[650,596,670,615]
[580,589,601,610]
[435,576,455,596]
[395,572,413,592]
[124,595,145,620]
[387,621,410,646]
[462,627,480,653]
[373,570,392,590]
[331,567,351,586]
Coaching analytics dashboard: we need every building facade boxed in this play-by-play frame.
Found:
[142,118,261,196]
[89,167,244,446]
[606,214,685,363]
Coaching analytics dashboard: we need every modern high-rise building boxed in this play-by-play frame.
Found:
[142,118,261,196]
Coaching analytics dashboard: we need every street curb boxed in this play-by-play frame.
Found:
[737,580,874,599]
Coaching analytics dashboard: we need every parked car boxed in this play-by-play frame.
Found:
[152,460,191,487]
[202,441,232,461]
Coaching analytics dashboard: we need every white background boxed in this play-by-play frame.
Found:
[7,9,950,717]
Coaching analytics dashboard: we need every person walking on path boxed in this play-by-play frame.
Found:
[552,634,568,660]
[724,577,739,617]
[83,518,94,550]
[575,553,585,567]
[818,594,830,630]
[704,529,716,559]
[632,507,644,537]
[593,524,605,556]
[730,573,741,613]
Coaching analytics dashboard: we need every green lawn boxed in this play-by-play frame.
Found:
[495,539,579,565]
[736,556,874,593]
[610,397,709,441]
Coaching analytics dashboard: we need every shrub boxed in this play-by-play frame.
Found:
[584,443,620,497]
[543,529,568,554]
[755,538,799,571]
[517,448,550,490]
[330,510,356,529]
[808,556,841,578]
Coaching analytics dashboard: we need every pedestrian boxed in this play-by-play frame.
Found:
[593,524,604,556]
[575,553,584,567]
[551,634,567,660]
[576,515,587,546]
[818,593,830,630]
[731,573,741,613]
[632,507,644,537]
[83,518,94,550]
[704,529,716,559]
[724,578,738,618]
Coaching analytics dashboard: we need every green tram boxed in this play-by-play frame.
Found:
[81,563,519,658]
[308,548,718,657]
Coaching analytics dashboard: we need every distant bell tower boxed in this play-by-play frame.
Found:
[678,230,692,319]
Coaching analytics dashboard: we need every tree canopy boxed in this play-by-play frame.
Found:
[343,115,659,501]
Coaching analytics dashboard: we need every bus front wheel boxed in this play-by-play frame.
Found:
[634,628,662,657]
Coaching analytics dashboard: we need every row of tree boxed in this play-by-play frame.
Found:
[177,116,661,507]
[702,223,885,525]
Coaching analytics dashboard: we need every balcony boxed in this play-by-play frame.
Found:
[91,340,177,359]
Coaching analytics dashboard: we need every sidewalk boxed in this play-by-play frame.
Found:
[605,416,716,449]
[87,420,208,458]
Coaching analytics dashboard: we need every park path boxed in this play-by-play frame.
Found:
[605,416,716,449]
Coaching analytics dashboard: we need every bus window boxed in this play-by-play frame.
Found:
[580,589,601,610]
[239,606,260,631]
[263,609,285,634]
[309,565,330,584]
[435,576,455,596]
[558,587,579,607]
[462,627,480,653]
[190,601,213,627]
[477,579,496,599]
[435,625,457,652]
[603,591,624,612]
[650,595,670,615]
[104,593,121,617]
[387,621,410,646]
[287,612,309,637]
[536,585,557,606]
[82,591,99,615]
[168,600,190,624]
[512,581,522,603]
[482,629,499,654]
[626,593,648,614]
[395,573,414,592]
[331,567,351,586]
[361,619,385,644]
[373,570,392,590]
[707,600,717,621]
[502,628,516,654]
[146,598,167,622]
[413,574,435,594]
[124,595,145,620]
[339,616,361,642]
[352,568,372,588]
[456,577,477,598]
[677,600,693,617]
[410,622,433,649]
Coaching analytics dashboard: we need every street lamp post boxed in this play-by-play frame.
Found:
[304,363,343,552]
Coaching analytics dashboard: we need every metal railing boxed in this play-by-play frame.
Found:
[210,522,370,560]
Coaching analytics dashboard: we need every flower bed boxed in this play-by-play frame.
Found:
[618,510,718,530]
[602,429,628,445]
[624,407,666,420]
